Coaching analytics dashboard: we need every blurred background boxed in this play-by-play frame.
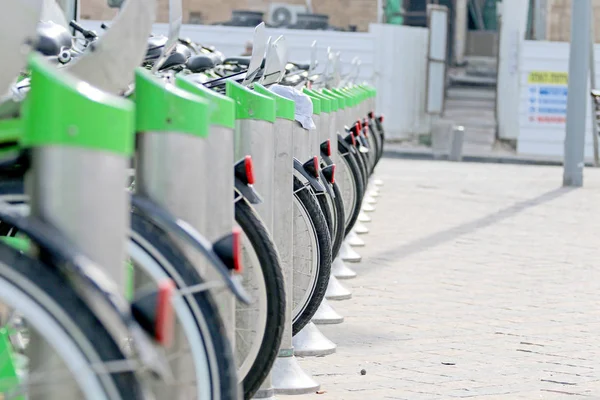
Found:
[78,0,599,159]
[79,0,497,36]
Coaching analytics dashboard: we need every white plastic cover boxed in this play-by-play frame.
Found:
[270,84,315,130]
[242,22,267,86]
[66,0,157,94]
[0,0,43,100]
[151,0,182,73]
[41,0,69,28]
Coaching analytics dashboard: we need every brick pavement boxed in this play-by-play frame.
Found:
[280,158,600,399]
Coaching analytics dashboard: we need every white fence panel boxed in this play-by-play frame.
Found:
[81,22,375,81]
[81,21,431,140]
[369,24,430,139]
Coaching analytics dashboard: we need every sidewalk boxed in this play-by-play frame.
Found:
[382,142,599,167]
[281,158,600,399]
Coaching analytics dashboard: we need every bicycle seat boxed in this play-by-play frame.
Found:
[147,35,167,50]
[35,21,72,56]
[288,62,311,71]
[186,54,215,72]
[160,51,188,70]
[145,35,167,62]
[223,56,251,66]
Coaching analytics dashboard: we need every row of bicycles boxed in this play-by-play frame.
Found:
[0,0,385,399]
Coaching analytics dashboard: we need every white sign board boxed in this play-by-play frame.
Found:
[524,71,568,126]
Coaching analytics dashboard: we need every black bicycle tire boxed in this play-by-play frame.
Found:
[353,147,370,185]
[330,181,346,259]
[366,127,380,174]
[340,153,365,237]
[235,198,285,400]
[315,191,334,240]
[369,124,383,170]
[292,176,331,336]
[0,242,144,399]
[0,191,240,400]
[130,210,239,400]
[374,119,385,161]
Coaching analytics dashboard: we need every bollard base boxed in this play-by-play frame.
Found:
[354,222,370,235]
[362,203,376,212]
[253,388,277,399]
[358,211,372,223]
[331,257,357,279]
[272,354,320,395]
[365,195,377,205]
[312,298,344,324]
[340,241,362,263]
[293,322,337,357]
[368,189,380,198]
[374,179,384,186]
[326,275,352,300]
[347,231,365,247]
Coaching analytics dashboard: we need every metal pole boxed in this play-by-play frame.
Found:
[589,10,599,167]
[454,0,468,65]
[533,0,547,40]
[564,0,591,187]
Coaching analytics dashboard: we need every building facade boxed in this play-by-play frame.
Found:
[545,0,600,42]
[80,0,379,32]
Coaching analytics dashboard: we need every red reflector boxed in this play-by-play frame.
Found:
[156,279,176,348]
[350,133,356,146]
[312,156,319,178]
[379,114,384,123]
[326,139,332,157]
[232,227,242,274]
[330,164,336,184]
[244,156,255,185]
[357,120,362,131]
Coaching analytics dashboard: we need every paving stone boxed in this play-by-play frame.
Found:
[279,159,600,399]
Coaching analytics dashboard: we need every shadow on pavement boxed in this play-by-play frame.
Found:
[370,186,576,263]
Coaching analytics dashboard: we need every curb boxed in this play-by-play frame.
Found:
[382,149,597,167]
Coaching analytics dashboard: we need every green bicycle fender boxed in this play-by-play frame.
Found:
[338,87,357,107]
[226,80,275,122]
[175,75,235,129]
[318,89,338,111]
[135,68,210,138]
[303,89,331,114]
[253,84,295,121]
[323,88,346,109]
[0,327,20,398]
[0,237,31,253]
[21,54,135,156]
[301,88,321,115]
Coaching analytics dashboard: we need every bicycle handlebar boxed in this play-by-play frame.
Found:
[69,20,98,40]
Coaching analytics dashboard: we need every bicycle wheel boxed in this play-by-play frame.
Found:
[292,176,331,336]
[130,210,239,400]
[234,198,285,399]
[352,148,370,187]
[366,128,379,174]
[0,192,240,400]
[0,241,145,399]
[367,125,382,172]
[338,152,365,236]
[315,191,334,240]
[330,181,346,259]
